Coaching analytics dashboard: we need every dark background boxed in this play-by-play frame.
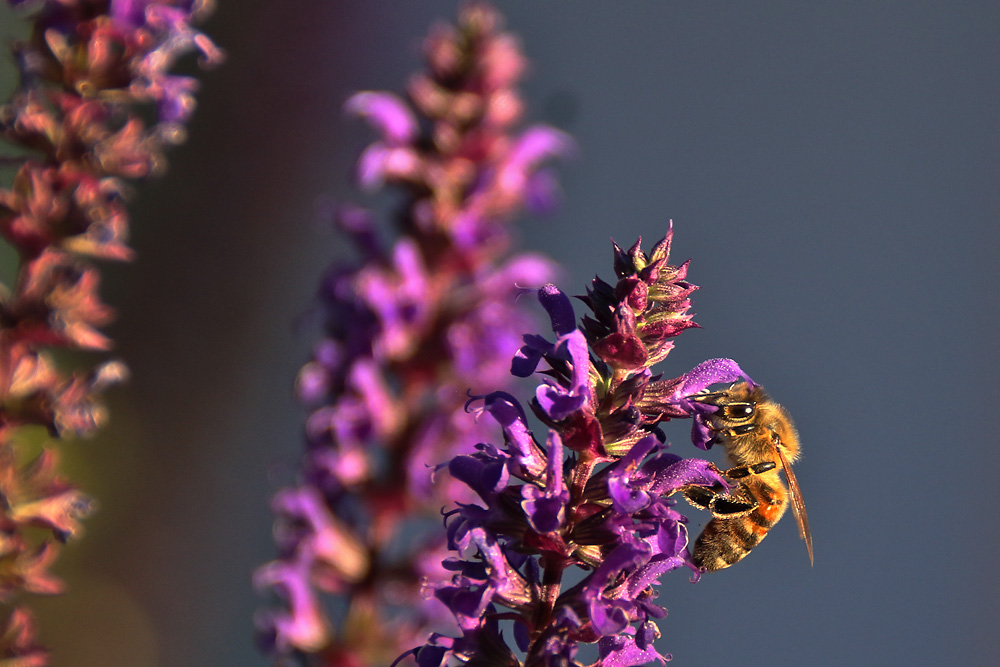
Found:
[3,1,998,665]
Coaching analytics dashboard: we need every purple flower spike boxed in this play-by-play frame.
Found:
[416,229,766,664]
[258,7,570,664]
[255,4,785,664]
[1,0,218,656]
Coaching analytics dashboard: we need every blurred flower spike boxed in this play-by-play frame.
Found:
[0,0,220,661]
[254,4,572,665]
[403,232,755,666]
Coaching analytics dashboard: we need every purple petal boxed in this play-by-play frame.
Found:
[473,391,547,478]
[583,543,651,636]
[344,91,418,145]
[521,486,566,534]
[521,432,568,533]
[538,283,577,336]
[295,362,329,405]
[608,475,650,515]
[253,554,330,653]
[523,168,561,214]
[535,381,586,421]
[468,529,532,608]
[508,126,575,170]
[535,330,591,421]
[511,333,553,378]
[354,143,420,190]
[691,416,715,450]
[598,630,669,667]
[655,520,689,560]
[674,358,754,399]
[491,253,559,291]
[607,435,661,514]
[435,579,495,632]
[333,204,381,259]
[589,598,633,638]
[647,457,730,496]
[626,552,687,596]
[408,644,450,667]
[110,0,148,27]
[156,74,199,124]
[449,445,510,504]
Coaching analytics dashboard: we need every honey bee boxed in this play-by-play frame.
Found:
[682,382,813,571]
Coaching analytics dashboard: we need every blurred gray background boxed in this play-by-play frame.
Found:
[2,1,998,665]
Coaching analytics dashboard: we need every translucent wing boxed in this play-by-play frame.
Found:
[775,444,813,566]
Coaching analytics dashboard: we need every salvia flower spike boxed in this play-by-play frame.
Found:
[405,231,753,666]
[0,0,220,661]
[254,4,571,664]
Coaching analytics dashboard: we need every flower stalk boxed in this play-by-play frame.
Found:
[254,4,571,665]
[0,0,220,661]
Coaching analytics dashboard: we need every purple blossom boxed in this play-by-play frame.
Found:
[449,442,510,505]
[535,329,592,421]
[513,285,593,421]
[583,543,651,636]
[598,627,669,667]
[607,435,664,515]
[471,390,548,479]
[253,552,330,655]
[345,91,419,145]
[521,432,569,533]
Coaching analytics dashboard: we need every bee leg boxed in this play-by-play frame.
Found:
[682,485,717,511]
[709,492,758,517]
[723,461,776,479]
[682,461,777,518]
[682,483,757,518]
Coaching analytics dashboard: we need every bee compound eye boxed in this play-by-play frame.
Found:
[724,403,755,420]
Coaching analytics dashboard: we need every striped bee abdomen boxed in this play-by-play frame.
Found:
[691,476,788,572]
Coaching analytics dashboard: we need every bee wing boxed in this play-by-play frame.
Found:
[775,444,814,566]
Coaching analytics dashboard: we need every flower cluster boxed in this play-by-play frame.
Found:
[405,233,754,666]
[253,4,571,665]
[0,0,220,661]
